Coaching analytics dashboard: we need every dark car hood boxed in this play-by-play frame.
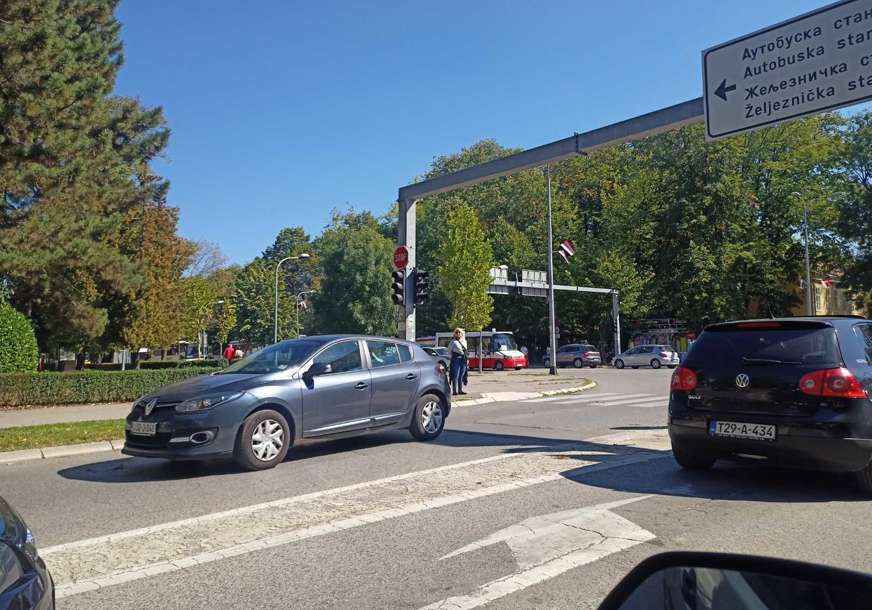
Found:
[0,496,26,547]
[146,372,281,403]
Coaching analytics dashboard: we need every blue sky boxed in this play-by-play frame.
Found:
[114,0,828,265]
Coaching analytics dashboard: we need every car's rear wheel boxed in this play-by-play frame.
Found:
[573,358,583,368]
[410,394,445,441]
[856,462,872,494]
[234,409,291,471]
[494,361,504,371]
[650,359,661,369]
[614,359,625,369]
[672,444,716,471]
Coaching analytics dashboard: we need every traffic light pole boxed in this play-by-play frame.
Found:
[611,290,622,363]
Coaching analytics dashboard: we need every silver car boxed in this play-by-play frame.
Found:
[613,344,679,369]
[546,343,602,368]
[123,335,451,471]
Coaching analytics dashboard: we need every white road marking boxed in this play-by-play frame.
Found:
[46,444,665,599]
[594,396,669,407]
[422,497,655,609]
[524,393,620,404]
[553,393,654,405]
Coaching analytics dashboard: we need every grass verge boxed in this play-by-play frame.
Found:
[0,419,125,452]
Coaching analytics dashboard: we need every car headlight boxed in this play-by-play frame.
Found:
[175,392,243,413]
[22,527,38,563]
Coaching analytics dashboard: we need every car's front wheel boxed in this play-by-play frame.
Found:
[650,359,662,369]
[410,394,446,441]
[672,444,716,471]
[614,359,625,369]
[573,358,583,368]
[494,361,504,371]
[234,409,291,471]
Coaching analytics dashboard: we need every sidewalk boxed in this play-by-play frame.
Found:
[0,403,131,429]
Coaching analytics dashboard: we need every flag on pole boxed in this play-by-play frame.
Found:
[820,279,834,288]
[558,240,575,264]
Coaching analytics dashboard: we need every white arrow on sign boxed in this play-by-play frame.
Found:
[420,496,655,610]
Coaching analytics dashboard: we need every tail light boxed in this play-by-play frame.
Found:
[436,363,447,376]
[671,367,697,391]
[583,351,593,357]
[660,352,670,358]
[799,368,867,399]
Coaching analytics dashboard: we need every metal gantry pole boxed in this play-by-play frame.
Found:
[398,198,417,340]
[545,165,557,376]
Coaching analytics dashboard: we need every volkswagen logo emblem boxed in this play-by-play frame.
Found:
[735,373,750,389]
[143,398,158,416]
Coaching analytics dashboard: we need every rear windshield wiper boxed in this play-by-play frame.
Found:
[741,357,802,365]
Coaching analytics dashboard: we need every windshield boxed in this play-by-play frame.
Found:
[492,333,518,352]
[220,340,322,374]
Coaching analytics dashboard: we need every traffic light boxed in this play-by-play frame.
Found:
[414,269,429,305]
[391,270,405,305]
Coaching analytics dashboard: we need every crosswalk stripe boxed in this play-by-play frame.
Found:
[524,393,620,403]
[595,396,669,407]
[553,392,653,405]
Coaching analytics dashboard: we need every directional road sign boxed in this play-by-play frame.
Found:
[703,0,872,140]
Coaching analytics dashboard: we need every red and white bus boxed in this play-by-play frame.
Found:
[416,330,527,370]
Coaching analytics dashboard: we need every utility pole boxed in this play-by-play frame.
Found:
[793,192,813,315]
[545,165,557,375]
[804,200,813,315]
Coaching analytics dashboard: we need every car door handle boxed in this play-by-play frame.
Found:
[355,382,369,390]
[405,373,417,380]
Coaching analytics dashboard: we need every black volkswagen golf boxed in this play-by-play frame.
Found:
[668,316,872,492]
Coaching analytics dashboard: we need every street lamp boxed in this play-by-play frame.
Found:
[294,290,316,338]
[274,253,311,343]
[792,192,813,315]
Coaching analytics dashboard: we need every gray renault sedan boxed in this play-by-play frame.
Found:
[123,335,451,470]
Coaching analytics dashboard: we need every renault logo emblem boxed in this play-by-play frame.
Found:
[144,398,158,416]
[735,373,750,389]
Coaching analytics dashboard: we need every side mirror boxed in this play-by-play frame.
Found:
[597,551,872,610]
[306,362,332,378]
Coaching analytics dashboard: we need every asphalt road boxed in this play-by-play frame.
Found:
[3,367,871,609]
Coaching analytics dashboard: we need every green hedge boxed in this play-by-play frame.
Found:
[0,301,39,373]
[0,368,216,407]
[86,360,224,371]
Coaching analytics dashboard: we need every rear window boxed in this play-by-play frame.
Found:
[686,324,841,367]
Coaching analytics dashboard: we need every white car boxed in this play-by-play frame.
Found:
[613,344,679,369]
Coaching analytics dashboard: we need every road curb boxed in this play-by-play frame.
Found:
[452,380,597,408]
[0,439,123,465]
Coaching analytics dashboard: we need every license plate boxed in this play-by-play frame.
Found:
[130,421,157,436]
[709,420,775,441]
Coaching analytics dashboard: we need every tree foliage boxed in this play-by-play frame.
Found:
[437,204,494,332]
[0,0,180,352]
[312,210,396,335]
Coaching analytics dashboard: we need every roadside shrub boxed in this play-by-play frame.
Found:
[0,302,39,373]
[0,367,216,407]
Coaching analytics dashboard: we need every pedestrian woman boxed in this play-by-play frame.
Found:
[448,328,468,396]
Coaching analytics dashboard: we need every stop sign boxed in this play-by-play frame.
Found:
[393,246,409,269]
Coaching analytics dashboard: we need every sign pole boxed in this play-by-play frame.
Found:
[545,165,557,376]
